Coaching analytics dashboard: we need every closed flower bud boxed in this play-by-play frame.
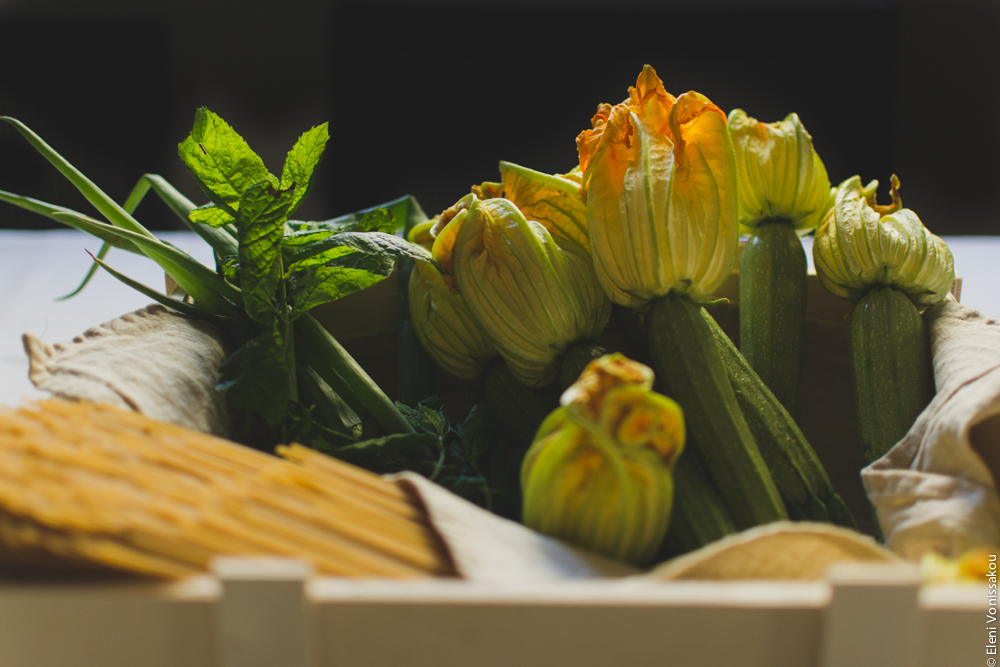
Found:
[407,219,497,380]
[577,65,739,307]
[521,354,684,564]
[441,194,611,387]
[813,175,954,307]
[727,109,832,232]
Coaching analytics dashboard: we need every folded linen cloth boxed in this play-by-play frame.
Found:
[23,304,232,438]
[863,299,1000,559]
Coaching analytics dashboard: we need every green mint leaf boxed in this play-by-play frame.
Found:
[286,244,355,270]
[178,108,274,217]
[289,230,436,269]
[189,203,236,229]
[237,180,296,322]
[280,123,329,216]
[327,432,440,470]
[289,251,393,315]
[217,322,292,427]
[395,402,427,431]
[418,403,447,438]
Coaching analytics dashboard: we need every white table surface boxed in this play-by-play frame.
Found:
[0,230,997,409]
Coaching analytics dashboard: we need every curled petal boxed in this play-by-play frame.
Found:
[521,353,684,564]
[813,176,954,306]
[582,66,738,307]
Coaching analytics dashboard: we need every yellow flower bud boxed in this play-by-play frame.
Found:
[522,354,684,564]
[813,175,954,307]
[577,65,739,307]
[727,109,832,232]
[407,219,497,380]
[442,194,611,387]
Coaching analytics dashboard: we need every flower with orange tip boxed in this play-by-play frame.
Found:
[521,353,685,565]
[576,65,738,308]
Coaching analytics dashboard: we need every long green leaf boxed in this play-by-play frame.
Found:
[88,251,231,330]
[289,230,438,269]
[0,116,155,239]
[141,173,238,257]
[50,211,246,320]
[0,189,144,254]
[58,242,111,300]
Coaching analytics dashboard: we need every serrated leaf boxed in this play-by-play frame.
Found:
[178,108,275,217]
[419,403,447,437]
[328,432,440,468]
[289,230,437,270]
[289,252,392,315]
[395,402,427,431]
[236,180,296,322]
[281,123,329,216]
[189,203,236,229]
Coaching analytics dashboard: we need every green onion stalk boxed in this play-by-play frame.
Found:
[728,109,833,420]
[0,112,418,448]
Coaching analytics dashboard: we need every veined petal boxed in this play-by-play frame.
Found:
[814,176,954,306]
[452,198,610,386]
[728,109,832,232]
[499,161,590,253]
[582,67,738,306]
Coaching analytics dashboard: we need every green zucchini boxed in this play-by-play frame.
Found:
[649,293,788,530]
[850,285,934,465]
[739,221,807,420]
[483,361,557,453]
[558,341,609,390]
[661,452,737,556]
[706,310,856,528]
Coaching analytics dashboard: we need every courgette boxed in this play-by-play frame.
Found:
[850,285,934,465]
[483,361,557,453]
[661,452,737,556]
[649,293,788,530]
[558,340,609,389]
[706,310,856,528]
[739,221,807,420]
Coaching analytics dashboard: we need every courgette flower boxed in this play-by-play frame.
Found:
[436,186,611,387]
[813,175,954,307]
[727,109,832,232]
[521,354,684,564]
[407,219,497,380]
[577,65,739,307]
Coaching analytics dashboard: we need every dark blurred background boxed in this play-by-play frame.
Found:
[0,0,995,234]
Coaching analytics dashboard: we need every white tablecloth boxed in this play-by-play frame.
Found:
[0,230,997,408]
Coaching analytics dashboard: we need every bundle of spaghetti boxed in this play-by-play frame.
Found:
[0,399,455,579]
